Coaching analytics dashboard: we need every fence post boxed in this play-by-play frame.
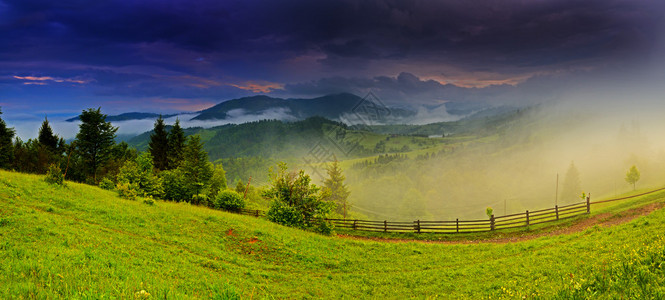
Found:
[526,210,530,226]
[353,219,357,230]
[384,220,387,232]
[456,218,459,233]
[586,193,591,214]
[255,209,260,217]
[490,214,495,231]
[415,220,421,233]
[555,205,559,220]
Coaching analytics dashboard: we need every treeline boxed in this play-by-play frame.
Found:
[0,107,237,208]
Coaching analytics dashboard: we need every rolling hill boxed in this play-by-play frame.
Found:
[1,169,665,298]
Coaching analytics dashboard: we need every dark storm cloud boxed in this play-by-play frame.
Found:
[0,0,663,117]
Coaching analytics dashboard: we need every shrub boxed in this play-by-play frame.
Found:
[44,163,64,185]
[116,182,138,200]
[99,177,115,190]
[192,193,208,206]
[264,163,334,231]
[215,190,245,212]
[160,169,192,201]
[143,197,155,206]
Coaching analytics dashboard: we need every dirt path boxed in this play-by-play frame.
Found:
[337,202,665,244]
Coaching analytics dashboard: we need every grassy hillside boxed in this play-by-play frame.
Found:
[2,170,665,298]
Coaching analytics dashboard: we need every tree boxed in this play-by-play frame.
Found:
[167,118,186,169]
[561,162,582,203]
[206,163,227,200]
[0,107,15,169]
[38,117,59,151]
[322,159,350,218]
[180,135,213,199]
[264,162,334,233]
[75,108,118,183]
[625,165,641,190]
[148,115,169,171]
[116,152,164,199]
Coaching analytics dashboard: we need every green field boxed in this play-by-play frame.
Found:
[2,169,665,298]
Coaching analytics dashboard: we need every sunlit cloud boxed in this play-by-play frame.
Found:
[230,81,284,93]
[13,75,92,85]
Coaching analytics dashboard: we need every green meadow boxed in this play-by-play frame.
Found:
[1,169,664,299]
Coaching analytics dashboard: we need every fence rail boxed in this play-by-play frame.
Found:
[229,186,665,234]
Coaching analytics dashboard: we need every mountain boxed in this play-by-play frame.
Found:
[192,93,416,121]
[66,112,178,122]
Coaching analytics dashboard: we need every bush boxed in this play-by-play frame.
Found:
[99,177,115,190]
[192,193,208,206]
[143,197,155,206]
[264,163,334,231]
[44,163,64,185]
[116,182,138,200]
[160,169,192,201]
[215,190,246,212]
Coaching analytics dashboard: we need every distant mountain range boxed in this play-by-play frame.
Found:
[66,112,178,122]
[65,92,494,124]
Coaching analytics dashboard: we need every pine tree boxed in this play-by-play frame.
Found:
[148,115,169,171]
[167,118,186,169]
[181,135,213,197]
[322,159,351,218]
[38,116,59,151]
[75,108,118,183]
[0,107,15,169]
[561,162,582,203]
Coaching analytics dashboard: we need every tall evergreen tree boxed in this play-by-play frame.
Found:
[167,118,186,169]
[0,107,15,169]
[181,135,213,196]
[148,115,169,171]
[322,159,351,218]
[75,108,118,182]
[38,116,59,151]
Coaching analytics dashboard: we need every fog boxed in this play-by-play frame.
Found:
[340,80,665,221]
[8,107,297,140]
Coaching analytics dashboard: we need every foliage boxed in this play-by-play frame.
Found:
[191,194,209,206]
[38,117,60,151]
[235,179,246,194]
[0,107,15,169]
[264,163,334,231]
[321,159,349,218]
[625,165,641,190]
[116,152,163,199]
[44,163,64,185]
[214,190,245,212]
[115,182,138,200]
[180,135,213,196]
[206,163,227,200]
[159,169,190,201]
[148,115,169,171]
[167,118,186,170]
[75,107,118,182]
[99,177,115,190]
[486,207,493,219]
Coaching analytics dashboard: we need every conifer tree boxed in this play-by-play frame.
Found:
[0,107,15,169]
[38,116,59,151]
[75,107,118,182]
[167,118,186,169]
[148,115,169,171]
[181,135,213,196]
[322,159,350,218]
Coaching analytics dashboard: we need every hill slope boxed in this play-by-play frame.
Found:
[2,170,665,298]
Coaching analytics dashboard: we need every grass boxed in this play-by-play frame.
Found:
[1,169,665,298]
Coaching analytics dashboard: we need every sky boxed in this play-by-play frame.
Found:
[1,0,664,135]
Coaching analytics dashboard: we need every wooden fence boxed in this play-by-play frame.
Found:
[326,201,589,234]
[228,186,665,234]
